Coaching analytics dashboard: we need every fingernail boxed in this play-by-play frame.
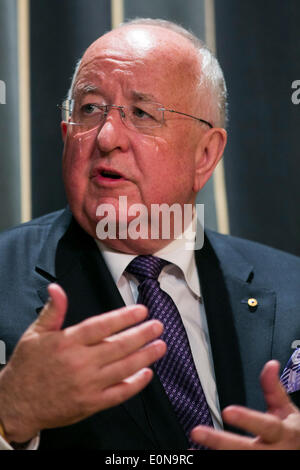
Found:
[191,428,207,444]
[133,305,148,318]
[152,321,163,334]
[155,340,167,354]
[223,406,238,421]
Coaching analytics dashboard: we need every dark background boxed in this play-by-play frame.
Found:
[215,0,300,255]
[1,0,300,256]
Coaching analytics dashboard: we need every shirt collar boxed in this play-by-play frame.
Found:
[95,225,201,299]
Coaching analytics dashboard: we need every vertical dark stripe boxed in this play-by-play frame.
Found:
[30,0,111,218]
[215,0,300,256]
[124,0,205,36]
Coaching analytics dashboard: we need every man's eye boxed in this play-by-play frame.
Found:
[133,107,152,119]
[81,104,99,114]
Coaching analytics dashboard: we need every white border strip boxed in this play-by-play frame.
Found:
[111,0,124,29]
[18,0,32,223]
[205,0,229,234]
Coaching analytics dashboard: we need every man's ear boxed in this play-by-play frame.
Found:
[61,121,68,142]
[193,127,227,193]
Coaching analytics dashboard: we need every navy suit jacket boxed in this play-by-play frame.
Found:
[0,207,300,449]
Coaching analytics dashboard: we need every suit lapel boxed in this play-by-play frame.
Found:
[196,232,276,429]
[35,211,126,326]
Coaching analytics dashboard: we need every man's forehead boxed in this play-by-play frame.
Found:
[73,25,202,111]
[74,79,159,104]
[74,58,160,98]
[80,25,198,70]
[76,27,199,100]
[89,27,159,58]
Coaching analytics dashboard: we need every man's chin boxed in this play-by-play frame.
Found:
[98,236,175,255]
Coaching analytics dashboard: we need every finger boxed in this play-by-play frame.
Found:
[260,360,295,417]
[33,283,68,332]
[190,425,261,450]
[222,405,283,443]
[90,319,164,367]
[98,368,154,410]
[99,339,167,389]
[66,304,149,345]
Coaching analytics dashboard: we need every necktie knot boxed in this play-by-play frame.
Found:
[126,255,169,282]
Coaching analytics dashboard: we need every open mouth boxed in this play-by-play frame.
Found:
[90,166,126,184]
[100,170,122,180]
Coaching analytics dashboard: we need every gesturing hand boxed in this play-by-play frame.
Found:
[0,283,166,444]
[191,360,300,450]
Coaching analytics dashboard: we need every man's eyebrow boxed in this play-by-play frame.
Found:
[131,91,158,102]
[74,84,101,97]
[73,87,158,102]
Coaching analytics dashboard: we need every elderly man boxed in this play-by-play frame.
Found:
[0,18,300,451]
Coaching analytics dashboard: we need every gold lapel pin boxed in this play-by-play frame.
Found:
[248,298,258,308]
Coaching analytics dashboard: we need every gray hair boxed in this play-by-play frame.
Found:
[67,18,228,127]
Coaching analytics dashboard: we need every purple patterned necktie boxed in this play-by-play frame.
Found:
[126,255,213,449]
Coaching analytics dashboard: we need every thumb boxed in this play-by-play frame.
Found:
[33,283,68,332]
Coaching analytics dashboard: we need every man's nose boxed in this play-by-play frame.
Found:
[96,107,129,154]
